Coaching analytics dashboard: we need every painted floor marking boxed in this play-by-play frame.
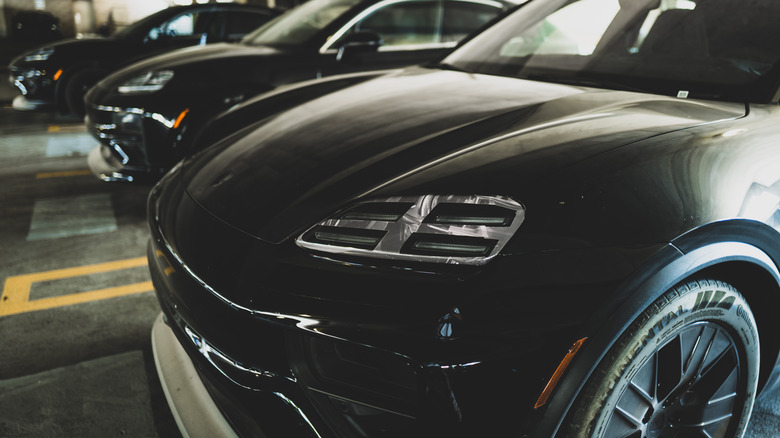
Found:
[0,257,153,317]
[48,124,87,133]
[45,133,98,157]
[36,169,92,179]
[27,193,117,241]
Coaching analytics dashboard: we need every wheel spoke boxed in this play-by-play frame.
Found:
[694,328,718,379]
[615,405,643,428]
[673,412,733,428]
[629,380,654,404]
[672,327,739,438]
[687,343,738,405]
[708,392,737,405]
[683,326,706,374]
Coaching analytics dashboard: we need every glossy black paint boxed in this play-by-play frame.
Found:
[83,0,511,183]
[147,67,780,437]
[8,4,278,112]
[148,0,780,436]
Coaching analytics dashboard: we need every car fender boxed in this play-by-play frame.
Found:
[532,218,780,437]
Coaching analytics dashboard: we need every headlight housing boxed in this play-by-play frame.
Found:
[117,70,174,94]
[296,195,525,265]
[24,47,54,62]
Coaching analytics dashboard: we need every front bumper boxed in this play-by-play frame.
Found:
[85,104,181,183]
[9,65,56,103]
[87,145,143,183]
[11,95,53,111]
[152,312,241,438]
[146,169,614,437]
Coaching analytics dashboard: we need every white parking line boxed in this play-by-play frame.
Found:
[45,133,98,157]
[27,193,117,241]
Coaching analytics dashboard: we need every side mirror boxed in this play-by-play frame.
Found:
[336,30,382,62]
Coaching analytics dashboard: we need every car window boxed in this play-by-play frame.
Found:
[441,1,502,43]
[498,0,619,57]
[147,11,214,40]
[244,0,362,47]
[354,1,440,46]
[446,0,780,103]
[224,11,269,40]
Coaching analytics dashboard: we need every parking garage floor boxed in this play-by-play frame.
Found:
[2,104,780,437]
[0,105,180,437]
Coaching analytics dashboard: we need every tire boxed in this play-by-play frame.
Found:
[64,68,106,118]
[567,279,759,438]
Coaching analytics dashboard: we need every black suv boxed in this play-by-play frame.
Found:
[84,0,512,183]
[8,3,278,115]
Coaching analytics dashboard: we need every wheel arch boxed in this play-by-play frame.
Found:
[54,61,109,112]
[540,218,780,437]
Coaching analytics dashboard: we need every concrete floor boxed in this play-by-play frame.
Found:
[0,105,180,437]
[1,104,780,437]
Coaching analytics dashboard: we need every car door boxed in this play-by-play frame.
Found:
[320,0,504,74]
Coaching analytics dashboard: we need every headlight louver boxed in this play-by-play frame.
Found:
[296,195,525,265]
[304,226,387,250]
[24,47,54,62]
[117,70,174,94]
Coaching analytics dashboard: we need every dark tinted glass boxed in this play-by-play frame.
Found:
[357,1,440,46]
[442,2,500,43]
[446,0,780,103]
[225,11,270,39]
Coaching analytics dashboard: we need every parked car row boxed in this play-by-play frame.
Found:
[8,3,280,115]
[10,0,780,437]
[83,0,510,183]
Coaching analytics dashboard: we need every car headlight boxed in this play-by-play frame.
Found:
[24,47,54,62]
[296,195,525,265]
[117,70,174,94]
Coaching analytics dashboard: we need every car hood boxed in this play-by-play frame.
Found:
[97,42,282,86]
[11,36,108,65]
[180,67,746,245]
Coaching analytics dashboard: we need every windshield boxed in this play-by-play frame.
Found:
[243,0,362,47]
[445,0,780,103]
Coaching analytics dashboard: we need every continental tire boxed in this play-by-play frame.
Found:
[569,279,759,438]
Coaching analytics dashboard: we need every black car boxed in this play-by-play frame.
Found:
[147,0,780,436]
[8,3,278,115]
[84,0,511,183]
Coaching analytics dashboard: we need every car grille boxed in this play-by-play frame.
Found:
[288,333,420,437]
[87,106,149,169]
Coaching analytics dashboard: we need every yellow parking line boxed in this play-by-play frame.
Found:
[0,257,153,317]
[48,125,86,133]
[35,169,93,179]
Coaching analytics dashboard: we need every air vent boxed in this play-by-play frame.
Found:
[339,202,414,222]
[296,195,524,266]
[402,234,498,257]
[303,226,386,250]
[424,203,515,226]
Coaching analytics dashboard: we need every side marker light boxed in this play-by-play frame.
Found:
[534,337,587,409]
[53,69,63,81]
[173,108,190,129]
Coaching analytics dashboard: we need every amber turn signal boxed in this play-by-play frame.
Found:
[535,337,587,409]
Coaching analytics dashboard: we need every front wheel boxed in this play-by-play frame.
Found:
[568,279,760,438]
[64,68,106,117]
